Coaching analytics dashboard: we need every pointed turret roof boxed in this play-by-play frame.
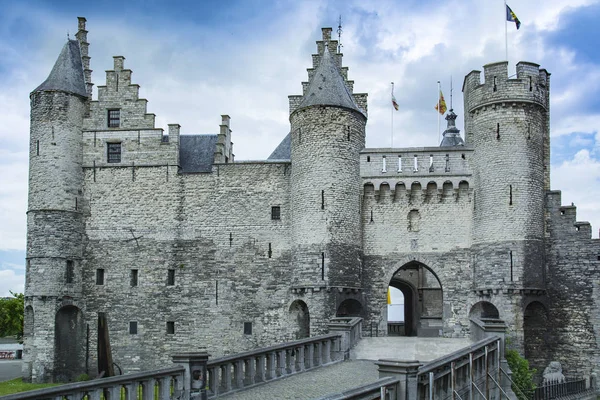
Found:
[440,109,465,147]
[33,39,87,97]
[296,44,363,115]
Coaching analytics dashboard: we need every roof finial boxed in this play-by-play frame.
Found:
[337,15,343,53]
[67,30,70,40]
[450,76,453,110]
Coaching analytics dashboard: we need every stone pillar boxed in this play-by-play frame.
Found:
[172,352,210,400]
[376,360,422,400]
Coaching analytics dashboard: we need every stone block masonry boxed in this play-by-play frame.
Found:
[23,17,600,385]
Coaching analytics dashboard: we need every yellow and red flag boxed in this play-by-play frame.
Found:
[435,90,447,115]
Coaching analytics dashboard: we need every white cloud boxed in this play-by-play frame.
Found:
[0,269,24,297]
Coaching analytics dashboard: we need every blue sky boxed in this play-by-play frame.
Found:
[1,0,600,296]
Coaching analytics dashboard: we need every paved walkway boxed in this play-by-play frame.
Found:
[218,360,379,400]
[0,360,22,382]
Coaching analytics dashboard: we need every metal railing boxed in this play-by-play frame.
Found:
[206,333,344,398]
[417,336,508,400]
[533,378,589,400]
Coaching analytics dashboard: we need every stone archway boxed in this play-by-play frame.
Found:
[388,261,443,337]
[336,299,363,318]
[289,300,310,340]
[54,305,86,382]
[469,301,500,320]
[388,281,417,336]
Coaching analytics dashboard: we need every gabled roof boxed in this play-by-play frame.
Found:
[267,133,291,160]
[33,40,87,97]
[296,45,363,115]
[179,135,218,173]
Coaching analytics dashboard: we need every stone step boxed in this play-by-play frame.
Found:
[350,336,473,362]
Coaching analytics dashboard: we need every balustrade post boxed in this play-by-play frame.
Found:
[277,350,287,376]
[223,364,232,392]
[235,359,244,389]
[141,378,155,400]
[172,351,210,400]
[245,357,256,385]
[324,340,332,364]
[376,360,422,400]
[158,377,171,400]
[89,388,102,400]
[207,366,218,396]
[124,383,137,400]
[256,355,266,382]
[106,385,121,400]
[307,344,315,369]
[297,345,305,371]
[267,351,277,379]
[288,349,296,374]
[315,341,323,366]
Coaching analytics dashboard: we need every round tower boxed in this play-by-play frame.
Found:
[463,61,550,343]
[289,32,366,311]
[25,36,88,382]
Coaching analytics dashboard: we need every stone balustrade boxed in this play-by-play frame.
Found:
[206,333,344,398]
[0,366,185,400]
[315,376,401,400]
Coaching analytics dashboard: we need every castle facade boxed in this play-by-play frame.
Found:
[24,18,600,382]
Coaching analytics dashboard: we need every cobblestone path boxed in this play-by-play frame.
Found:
[218,360,379,399]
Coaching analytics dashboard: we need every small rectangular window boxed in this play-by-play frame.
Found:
[108,109,120,128]
[167,269,175,286]
[129,321,138,334]
[244,322,252,335]
[167,321,175,334]
[107,143,121,163]
[397,155,402,172]
[413,155,419,172]
[382,155,387,173]
[130,269,138,287]
[66,260,74,284]
[271,206,281,220]
[96,269,105,285]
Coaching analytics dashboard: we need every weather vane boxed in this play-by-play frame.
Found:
[337,15,343,53]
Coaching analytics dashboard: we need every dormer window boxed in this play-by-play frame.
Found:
[108,109,120,128]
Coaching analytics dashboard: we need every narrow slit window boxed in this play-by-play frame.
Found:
[36,140,39,156]
[244,322,252,335]
[129,321,138,335]
[493,76,497,92]
[413,155,418,172]
[347,126,351,141]
[130,269,138,287]
[398,155,402,172]
[268,243,272,259]
[445,154,450,172]
[496,123,500,140]
[529,77,533,91]
[509,251,514,281]
[167,269,175,286]
[321,190,325,210]
[321,252,325,280]
[166,321,175,334]
[509,185,513,205]
[382,156,387,173]
[96,269,105,285]
[66,260,74,284]
[429,155,434,172]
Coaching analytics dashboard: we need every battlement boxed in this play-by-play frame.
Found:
[546,190,597,239]
[463,61,550,113]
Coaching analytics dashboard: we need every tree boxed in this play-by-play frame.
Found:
[0,292,24,341]
[506,349,536,400]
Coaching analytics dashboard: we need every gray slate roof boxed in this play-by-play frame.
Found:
[296,45,363,115]
[179,135,218,173]
[34,40,87,97]
[267,133,291,160]
[440,109,465,147]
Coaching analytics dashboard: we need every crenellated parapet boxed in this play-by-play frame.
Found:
[463,61,550,114]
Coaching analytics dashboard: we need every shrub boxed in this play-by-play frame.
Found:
[505,349,536,400]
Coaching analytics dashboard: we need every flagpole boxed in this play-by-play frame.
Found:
[437,81,441,144]
[505,0,508,61]
[391,82,394,148]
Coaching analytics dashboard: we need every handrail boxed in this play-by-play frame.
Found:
[315,376,400,400]
[0,366,184,400]
[418,336,499,375]
[207,333,341,366]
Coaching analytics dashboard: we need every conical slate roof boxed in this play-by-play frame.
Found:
[33,39,87,97]
[440,109,465,147]
[296,45,363,115]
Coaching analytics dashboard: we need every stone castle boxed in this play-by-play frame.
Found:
[24,17,600,382]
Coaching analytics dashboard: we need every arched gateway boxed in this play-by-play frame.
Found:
[387,261,443,337]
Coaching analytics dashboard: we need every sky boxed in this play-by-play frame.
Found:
[1,0,599,296]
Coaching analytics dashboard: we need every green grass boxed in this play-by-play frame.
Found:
[0,378,59,396]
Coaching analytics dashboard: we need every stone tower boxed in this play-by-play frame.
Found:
[463,61,550,344]
[288,29,367,325]
[24,18,91,382]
